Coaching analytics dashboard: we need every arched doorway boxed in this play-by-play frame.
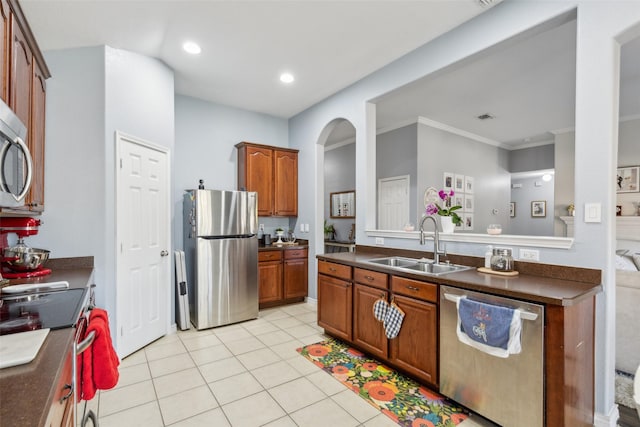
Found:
[317,118,357,253]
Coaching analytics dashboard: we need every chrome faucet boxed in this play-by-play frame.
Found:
[419,215,446,264]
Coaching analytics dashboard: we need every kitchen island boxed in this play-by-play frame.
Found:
[0,257,94,427]
[317,246,602,427]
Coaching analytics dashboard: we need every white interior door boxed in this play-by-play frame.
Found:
[116,132,171,358]
[378,175,410,230]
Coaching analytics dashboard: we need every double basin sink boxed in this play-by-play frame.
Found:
[366,256,472,276]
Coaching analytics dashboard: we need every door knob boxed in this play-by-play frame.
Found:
[160,250,169,257]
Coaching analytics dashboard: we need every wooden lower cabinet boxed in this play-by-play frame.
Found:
[318,273,352,341]
[45,345,74,427]
[284,249,308,299]
[389,294,438,386]
[259,248,307,308]
[353,283,388,360]
[258,257,282,304]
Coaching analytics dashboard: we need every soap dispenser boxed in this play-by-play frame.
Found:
[484,245,493,268]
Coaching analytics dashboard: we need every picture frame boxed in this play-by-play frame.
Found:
[531,200,546,217]
[509,202,516,218]
[616,166,639,193]
[464,176,474,194]
[443,172,454,191]
[330,190,355,218]
[463,213,474,231]
[454,195,464,210]
[464,195,474,212]
[454,174,465,192]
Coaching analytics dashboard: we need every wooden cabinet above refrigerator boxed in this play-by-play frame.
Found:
[236,141,298,217]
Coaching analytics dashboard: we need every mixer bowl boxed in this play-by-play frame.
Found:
[2,246,50,272]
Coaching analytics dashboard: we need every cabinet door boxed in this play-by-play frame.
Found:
[318,274,352,341]
[244,146,273,216]
[0,0,9,102]
[389,294,438,386]
[353,283,388,360]
[9,14,32,128]
[26,61,45,211]
[284,258,307,299]
[258,260,282,304]
[273,149,297,216]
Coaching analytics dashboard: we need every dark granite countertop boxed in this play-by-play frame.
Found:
[259,240,309,252]
[317,249,602,306]
[0,257,94,427]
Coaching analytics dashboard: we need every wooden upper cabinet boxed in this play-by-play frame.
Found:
[1,0,50,213]
[236,142,298,217]
[9,13,31,128]
[27,62,46,211]
[239,144,273,215]
[0,0,9,102]
[273,149,297,216]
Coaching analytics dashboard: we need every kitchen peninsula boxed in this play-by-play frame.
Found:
[317,246,602,427]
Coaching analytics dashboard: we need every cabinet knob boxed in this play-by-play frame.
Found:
[406,286,420,291]
[364,275,375,282]
[160,250,169,257]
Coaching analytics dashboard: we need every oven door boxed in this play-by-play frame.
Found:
[0,100,31,208]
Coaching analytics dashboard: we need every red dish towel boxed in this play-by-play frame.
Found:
[77,308,120,401]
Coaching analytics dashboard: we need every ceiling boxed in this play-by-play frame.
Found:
[20,0,498,119]
[330,14,640,149]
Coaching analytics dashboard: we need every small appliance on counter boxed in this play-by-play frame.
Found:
[0,217,51,279]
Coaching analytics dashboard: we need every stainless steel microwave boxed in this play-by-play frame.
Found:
[0,99,32,208]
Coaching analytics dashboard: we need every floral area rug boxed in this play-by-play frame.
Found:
[297,338,468,427]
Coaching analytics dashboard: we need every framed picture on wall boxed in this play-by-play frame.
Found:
[464,176,474,194]
[454,174,465,192]
[464,195,474,212]
[510,202,516,217]
[443,172,454,191]
[464,213,474,231]
[616,166,639,193]
[531,200,546,217]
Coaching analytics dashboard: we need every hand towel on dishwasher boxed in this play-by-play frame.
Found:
[77,308,120,401]
[456,297,522,358]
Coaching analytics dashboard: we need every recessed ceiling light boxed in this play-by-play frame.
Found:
[280,73,295,84]
[183,41,201,55]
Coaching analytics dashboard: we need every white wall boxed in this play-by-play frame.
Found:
[289,1,640,422]
[32,46,175,352]
[173,95,289,247]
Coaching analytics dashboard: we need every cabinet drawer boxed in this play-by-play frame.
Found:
[391,276,437,303]
[354,268,388,290]
[259,250,283,262]
[284,248,308,260]
[318,260,352,280]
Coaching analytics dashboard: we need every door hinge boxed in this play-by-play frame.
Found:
[120,243,123,253]
[120,158,123,169]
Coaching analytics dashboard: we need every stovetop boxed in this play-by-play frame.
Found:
[0,288,88,335]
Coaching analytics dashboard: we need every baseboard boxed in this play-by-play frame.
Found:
[305,296,318,306]
[594,404,620,427]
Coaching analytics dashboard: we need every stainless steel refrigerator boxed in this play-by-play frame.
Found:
[183,189,258,329]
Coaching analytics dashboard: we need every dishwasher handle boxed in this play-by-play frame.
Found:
[443,292,538,321]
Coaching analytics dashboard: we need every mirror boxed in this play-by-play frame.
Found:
[374,16,579,237]
[330,190,355,218]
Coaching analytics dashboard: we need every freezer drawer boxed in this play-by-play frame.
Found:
[189,236,258,329]
[439,285,544,427]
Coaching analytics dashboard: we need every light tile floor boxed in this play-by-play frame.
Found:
[82,302,492,427]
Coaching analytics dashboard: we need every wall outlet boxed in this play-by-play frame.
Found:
[259,224,264,232]
[299,223,305,232]
[520,248,540,261]
[375,237,384,245]
[304,223,309,232]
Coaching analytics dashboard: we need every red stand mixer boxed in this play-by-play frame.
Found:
[0,217,51,278]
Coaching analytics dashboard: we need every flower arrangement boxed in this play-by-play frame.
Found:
[425,189,462,225]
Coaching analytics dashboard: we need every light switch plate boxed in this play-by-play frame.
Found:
[584,203,602,223]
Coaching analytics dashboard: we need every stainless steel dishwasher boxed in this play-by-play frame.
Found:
[439,285,544,427]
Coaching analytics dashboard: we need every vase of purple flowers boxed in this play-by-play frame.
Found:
[425,189,462,233]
